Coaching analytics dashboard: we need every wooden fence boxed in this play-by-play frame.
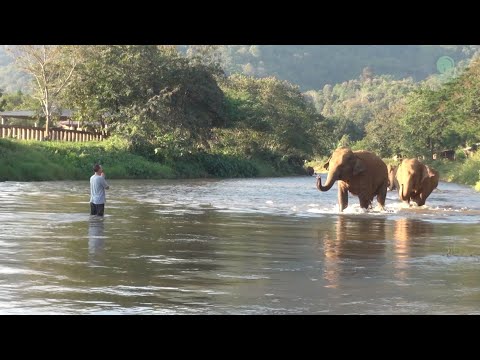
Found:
[0,125,105,142]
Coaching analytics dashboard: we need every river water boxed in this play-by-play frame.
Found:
[1,175,480,314]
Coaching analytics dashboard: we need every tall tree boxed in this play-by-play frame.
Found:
[8,45,79,136]
[64,45,226,145]
[221,74,325,158]
[362,102,406,157]
[445,56,480,146]
[399,86,453,158]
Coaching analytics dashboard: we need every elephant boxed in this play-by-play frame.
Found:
[316,147,388,211]
[387,164,399,191]
[411,165,439,206]
[395,159,439,206]
[306,166,315,176]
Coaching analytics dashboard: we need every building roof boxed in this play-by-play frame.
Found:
[0,110,36,118]
[0,109,73,119]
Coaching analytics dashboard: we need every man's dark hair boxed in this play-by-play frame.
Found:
[93,164,101,172]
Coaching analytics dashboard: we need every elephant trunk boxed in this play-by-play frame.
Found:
[399,180,413,202]
[316,171,337,192]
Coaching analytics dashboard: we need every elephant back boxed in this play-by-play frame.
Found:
[353,150,388,181]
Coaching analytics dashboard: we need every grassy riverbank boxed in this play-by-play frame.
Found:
[0,137,305,181]
[0,137,172,181]
[3,137,480,190]
[429,153,480,191]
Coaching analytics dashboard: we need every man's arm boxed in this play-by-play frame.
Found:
[101,169,110,190]
[101,171,110,189]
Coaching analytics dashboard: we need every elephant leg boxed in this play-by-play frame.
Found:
[376,181,387,210]
[338,184,348,211]
[422,187,434,204]
[359,196,371,209]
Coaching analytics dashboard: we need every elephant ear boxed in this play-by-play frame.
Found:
[323,157,331,171]
[424,166,438,179]
[427,166,438,177]
[421,165,430,182]
[352,156,367,176]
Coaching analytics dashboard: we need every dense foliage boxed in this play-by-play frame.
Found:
[2,45,480,189]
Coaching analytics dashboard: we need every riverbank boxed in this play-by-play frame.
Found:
[0,137,307,181]
[2,138,479,190]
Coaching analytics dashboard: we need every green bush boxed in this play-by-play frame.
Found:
[176,152,259,178]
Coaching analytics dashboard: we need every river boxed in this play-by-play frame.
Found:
[1,175,480,314]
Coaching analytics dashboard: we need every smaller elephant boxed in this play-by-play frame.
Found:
[410,165,439,206]
[396,159,439,206]
[306,166,315,176]
[387,164,399,191]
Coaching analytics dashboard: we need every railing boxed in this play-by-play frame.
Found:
[0,125,105,142]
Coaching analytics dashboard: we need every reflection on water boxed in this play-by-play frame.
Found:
[88,217,105,264]
[1,178,480,314]
[318,216,387,289]
[393,218,410,281]
[393,218,435,281]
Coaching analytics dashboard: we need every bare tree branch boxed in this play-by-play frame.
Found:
[7,45,79,137]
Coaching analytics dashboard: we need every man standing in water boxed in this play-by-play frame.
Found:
[90,164,110,216]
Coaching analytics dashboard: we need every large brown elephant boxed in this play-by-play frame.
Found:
[396,159,439,206]
[387,164,399,191]
[316,147,388,211]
